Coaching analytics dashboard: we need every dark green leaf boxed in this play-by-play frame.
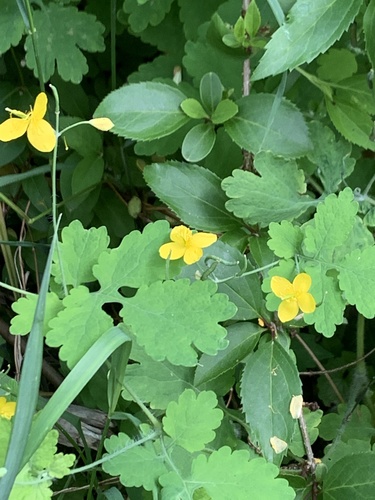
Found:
[364,0,375,69]
[200,72,223,113]
[182,123,216,162]
[0,0,25,55]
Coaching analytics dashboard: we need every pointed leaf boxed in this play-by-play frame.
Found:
[199,72,223,113]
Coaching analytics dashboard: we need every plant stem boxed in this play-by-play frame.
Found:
[0,207,19,300]
[110,0,117,90]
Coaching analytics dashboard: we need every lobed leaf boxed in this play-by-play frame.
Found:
[0,0,24,56]
[268,221,304,259]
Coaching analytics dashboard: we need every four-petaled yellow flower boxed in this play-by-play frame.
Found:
[0,396,16,420]
[159,225,217,265]
[271,273,316,323]
[0,92,56,152]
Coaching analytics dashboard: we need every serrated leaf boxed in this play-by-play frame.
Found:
[225,94,311,157]
[160,447,295,499]
[94,82,190,141]
[163,390,223,452]
[0,0,24,55]
[93,221,183,296]
[144,161,241,232]
[364,0,375,69]
[323,439,371,470]
[241,341,301,464]
[194,322,262,387]
[307,122,355,193]
[51,220,110,287]
[123,0,174,32]
[211,99,238,124]
[24,4,105,83]
[222,152,315,226]
[121,342,195,410]
[323,453,375,499]
[199,72,223,113]
[182,123,216,162]
[218,272,265,321]
[180,98,208,119]
[103,432,168,491]
[46,286,113,368]
[268,221,304,259]
[120,279,236,366]
[10,293,63,336]
[252,0,363,80]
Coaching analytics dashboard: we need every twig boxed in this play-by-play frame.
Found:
[299,347,375,376]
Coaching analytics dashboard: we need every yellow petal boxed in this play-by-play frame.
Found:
[270,436,288,454]
[297,292,316,314]
[183,246,203,265]
[278,298,298,322]
[89,117,114,131]
[289,395,303,419]
[293,273,312,293]
[0,117,29,142]
[271,276,294,299]
[190,232,217,249]
[33,92,48,120]
[159,241,185,260]
[0,397,16,420]
[27,119,56,152]
[170,225,191,244]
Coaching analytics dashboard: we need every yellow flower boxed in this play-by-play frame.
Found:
[0,396,16,420]
[88,117,114,131]
[0,92,56,152]
[271,272,316,323]
[159,225,217,265]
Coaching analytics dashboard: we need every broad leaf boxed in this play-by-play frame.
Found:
[181,123,216,162]
[123,0,174,32]
[144,161,241,232]
[211,99,239,124]
[199,72,223,113]
[268,221,304,259]
[0,0,24,56]
[225,94,311,157]
[252,0,363,80]
[364,0,375,69]
[94,82,190,141]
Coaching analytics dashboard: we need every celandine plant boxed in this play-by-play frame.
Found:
[0,0,375,498]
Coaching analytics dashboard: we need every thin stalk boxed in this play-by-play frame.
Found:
[0,207,19,299]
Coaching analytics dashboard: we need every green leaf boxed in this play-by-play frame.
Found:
[93,221,183,294]
[182,123,216,162]
[163,389,223,452]
[143,161,241,232]
[194,322,262,387]
[252,0,363,80]
[222,152,315,226]
[46,286,113,368]
[51,220,110,287]
[317,49,358,83]
[319,404,375,443]
[94,82,190,141]
[364,0,375,69]
[180,98,208,119]
[211,99,239,124]
[225,94,312,157]
[244,0,261,38]
[179,0,220,41]
[0,1,24,54]
[241,341,301,464]
[268,221,304,259]
[103,431,168,491]
[323,439,371,470]
[160,447,295,499]
[199,72,223,113]
[120,279,236,366]
[22,176,51,212]
[123,0,174,32]
[122,353,194,411]
[289,408,322,457]
[307,122,355,193]
[25,4,105,83]
[323,453,375,499]
[71,156,104,196]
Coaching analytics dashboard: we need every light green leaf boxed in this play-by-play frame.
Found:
[364,0,375,69]
[143,161,241,232]
[225,94,311,157]
[289,408,323,457]
[182,123,216,162]
[317,49,357,83]
[120,279,236,366]
[180,98,208,119]
[268,221,304,259]
[319,404,375,443]
[0,0,24,55]
[194,322,262,387]
[94,221,183,296]
[163,390,223,452]
[51,220,110,287]
[46,286,113,368]
[94,82,190,141]
[123,0,174,32]
[241,341,301,464]
[252,0,363,80]
[244,0,261,38]
[25,4,105,83]
[121,342,195,410]
[103,432,168,491]
[200,72,223,113]
[211,99,239,124]
[307,122,355,193]
[222,152,315,226]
